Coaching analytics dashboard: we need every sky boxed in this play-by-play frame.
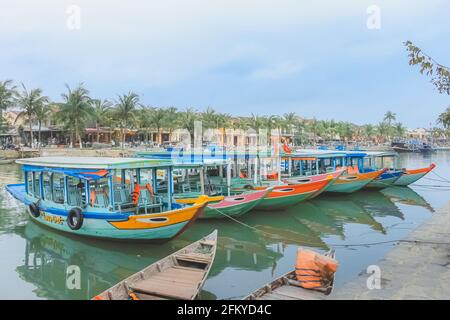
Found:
[1,0,449,128]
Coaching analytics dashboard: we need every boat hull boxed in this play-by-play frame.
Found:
[6,183,205,242]
[283,170,344,199]
[176,189,271,219]
[365,171,403,189]
[393,164,436,186]
[326,169,385,194]
[254,177,333,210]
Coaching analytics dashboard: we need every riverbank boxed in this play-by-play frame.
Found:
[330,201,450,300]
[0,148,133,160]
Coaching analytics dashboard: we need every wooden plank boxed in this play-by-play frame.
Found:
[172,265,206,272]
[131,280,198,300]
[273,285,326,300]
[256,292,296,300]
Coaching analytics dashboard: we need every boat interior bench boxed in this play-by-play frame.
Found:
[130,266,205,300]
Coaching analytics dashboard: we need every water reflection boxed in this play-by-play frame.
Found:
[0,155,445,299]
[381,187,435,213]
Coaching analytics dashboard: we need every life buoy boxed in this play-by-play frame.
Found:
[29,203,40,218]
[67,207,84,230]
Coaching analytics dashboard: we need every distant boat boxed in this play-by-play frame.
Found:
[93,230,217,300]
[391,140,435,153]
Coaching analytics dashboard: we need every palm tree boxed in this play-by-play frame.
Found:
[34,103,51,147]
[383,111,397,126]
[56,84,94,149]
[147,107,167,145]
[283,112,298,141]
[91,99,112,143]
[15,84,49,148]
[437,107,450,129]
[363,124,375,141]
[217,113,232,146]
[247,113,266,146]
[113,92,140,149]
[201,107,220,129]
[394,122,406,138]
[0,80,17,127]
[376,121,390,142]
[178,108,198,147]
[163,107,180,143]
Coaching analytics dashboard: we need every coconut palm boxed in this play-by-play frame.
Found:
[383,111,397,126]
[162,106,179,143]
[113,92,140,149]
[55,84,93,149]
[34,103,51,147]
[178,107,198,147]
[147,107,167,145]
[0,80,17,126]
[394,122,406,138]
[91,99,112,143]
[437,107,450,129]
[15,84,49,148]
[201,107,220,129]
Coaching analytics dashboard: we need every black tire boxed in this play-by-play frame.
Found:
[29,203,40,218]
[67,208,84,230]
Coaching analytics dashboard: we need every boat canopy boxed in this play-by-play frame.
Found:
[363,151,399,158]
[22,165,110,181]
[16,157,172,170]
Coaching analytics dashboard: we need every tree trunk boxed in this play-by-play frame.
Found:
[29,116,33,149]
[38,121,42,149]
[96,122,100,143]
[121,127,125,149]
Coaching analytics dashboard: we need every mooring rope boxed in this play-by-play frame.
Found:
[207,206,450,248]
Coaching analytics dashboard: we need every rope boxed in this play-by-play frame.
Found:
[206,206,450,248]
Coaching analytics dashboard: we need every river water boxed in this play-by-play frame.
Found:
[0,152,449,299]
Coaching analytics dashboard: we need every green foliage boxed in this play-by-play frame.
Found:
[405,40,450,95]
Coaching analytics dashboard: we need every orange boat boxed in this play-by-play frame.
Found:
[253,176,334,210]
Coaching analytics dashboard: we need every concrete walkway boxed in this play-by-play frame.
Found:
[330,202,450,300]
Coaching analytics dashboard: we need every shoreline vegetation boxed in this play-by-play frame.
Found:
[1,42,449,151]
[0,80,448,151]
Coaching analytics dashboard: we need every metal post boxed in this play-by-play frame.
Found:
[226,161,231,196]
[199,167,205,195]
[253,156,258,185]
[168,168,173,210]
[109,174,114,209]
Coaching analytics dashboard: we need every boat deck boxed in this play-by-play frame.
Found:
[132,265,205,300]
[254,284,327,300]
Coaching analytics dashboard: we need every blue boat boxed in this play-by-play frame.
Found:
[5,157,208,241]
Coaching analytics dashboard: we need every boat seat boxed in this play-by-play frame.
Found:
[68,187,82,207]
[114,187,133,209]
[130,267,204,300]
[92,191,110,208]
[137,189,163,213]
[181,183,191,193]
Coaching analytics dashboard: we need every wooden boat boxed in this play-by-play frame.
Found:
[253,176,335,210]
[365,170,403,189]
[393,163,436,186]
[5,157,208,241]
[282,169,345,196]
[244,249,336,300]
[326,168,386,193]
[92,230,217,300]
[175,187,273,219]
